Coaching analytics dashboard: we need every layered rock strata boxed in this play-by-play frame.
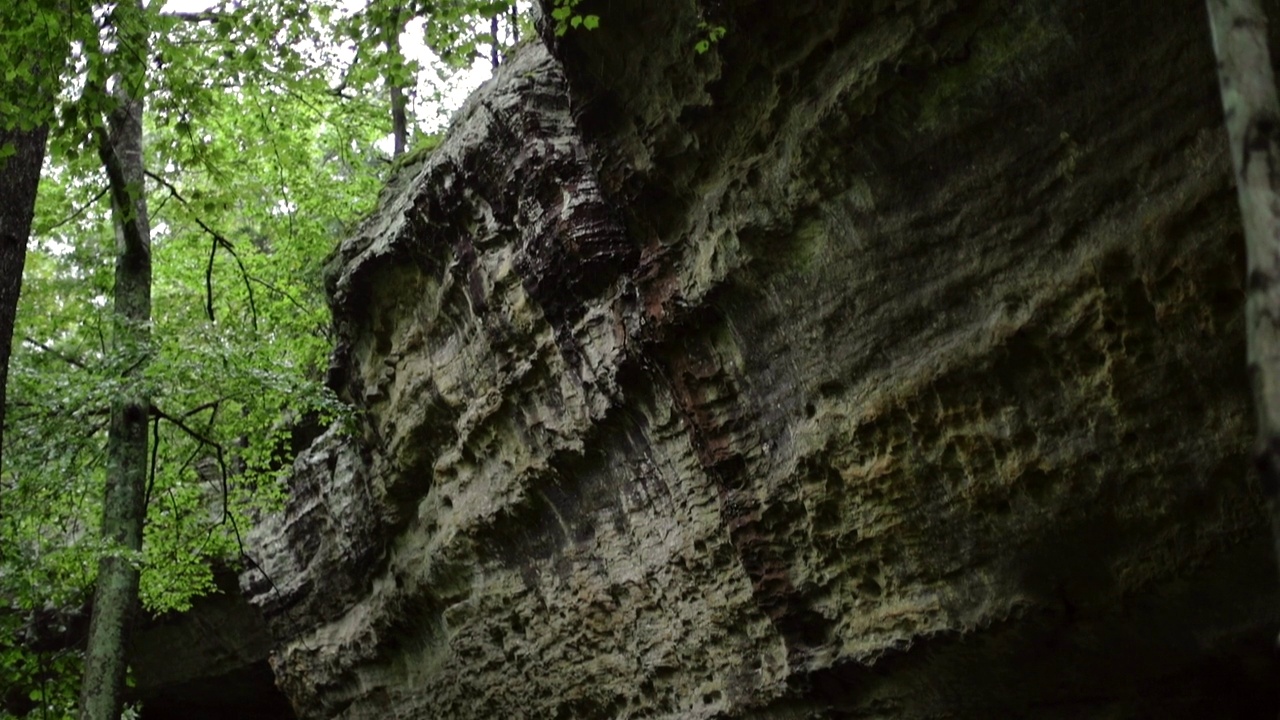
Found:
[241,0,1280,717]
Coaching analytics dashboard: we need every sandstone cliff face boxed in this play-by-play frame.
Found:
[241,0,1280,717]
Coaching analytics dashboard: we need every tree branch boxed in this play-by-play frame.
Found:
[21,336,89,370]
[1207,0,1280,599]
[34,186,110,236]
[150,404,229,526]
[145,169,259,331]
[143,413,160,512]
[94,122,147,261]
[163,11,222,22]
[179,398,223,421]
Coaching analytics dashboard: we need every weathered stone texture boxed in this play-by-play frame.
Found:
[243,0,1280,717]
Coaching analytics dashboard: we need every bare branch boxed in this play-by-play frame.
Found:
[179,398,223,420]
[21,336,89,370]
[145,169,259,331]
[150,403,229,526]
[34,186,110,236]
[163,11,221,22]
[206,233,217,322]
[144,413,160,512]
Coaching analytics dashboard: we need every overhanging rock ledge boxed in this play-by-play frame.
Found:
[238,1,1280,717]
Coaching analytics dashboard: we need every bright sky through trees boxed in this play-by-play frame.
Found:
[162,0,501,145]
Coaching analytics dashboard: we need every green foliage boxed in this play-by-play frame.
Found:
[694,21,726,54]
[0,0,95,133]
[8,62,367,618]
[388,132,445,174]
[417,0,524,67]
[1,0,534,714]
[550,0,599,36]
[0,636,81,720]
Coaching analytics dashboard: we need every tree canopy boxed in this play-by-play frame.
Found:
[0,0,532,716]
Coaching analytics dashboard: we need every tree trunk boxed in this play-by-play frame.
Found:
[0,4,68,473]
[0,123,49,473]
[78,1,152,716]
[385,2,408,157]
[1206,0,1280,578]
[491,15,500,69]
[391,84,407,158]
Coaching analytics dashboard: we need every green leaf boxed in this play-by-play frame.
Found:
[2,0,532,701]
[583,15,599,30]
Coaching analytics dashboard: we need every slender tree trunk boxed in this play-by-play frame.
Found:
[1206,0,1280,577]
[0,124,49,473]
[385,2,408,157]
[390,84,407,157]
[78,1,152,716]
[491,14,501,69]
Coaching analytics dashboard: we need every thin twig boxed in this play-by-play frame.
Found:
[145,169,259,331]
[246,275,325,336]
[180,398,223,420]
[206,233,217,322]
[150,399,310,647]
[150,404,229,523]
[143,414,161,513]
[34,186,110,236]
[21,336,89,370]
[249,95,297,246]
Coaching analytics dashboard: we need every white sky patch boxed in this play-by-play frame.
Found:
[40,238,76,256]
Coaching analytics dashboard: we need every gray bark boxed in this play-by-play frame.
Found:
[78,0,152,716]
[1206,0,1280,576]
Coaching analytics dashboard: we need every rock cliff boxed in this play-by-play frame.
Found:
[237,0,1280,717]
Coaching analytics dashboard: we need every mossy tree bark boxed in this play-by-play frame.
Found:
[1206,0,1280,579]
[78,0,153,717]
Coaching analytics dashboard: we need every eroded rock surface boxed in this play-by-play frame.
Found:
[242,0,1280,717]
